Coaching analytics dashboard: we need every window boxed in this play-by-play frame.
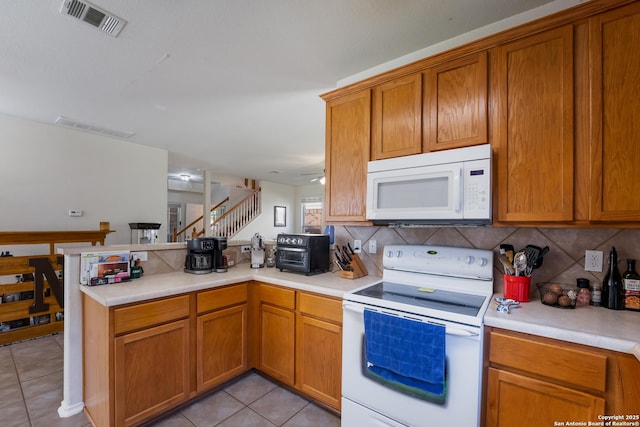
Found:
[301,197,323,234]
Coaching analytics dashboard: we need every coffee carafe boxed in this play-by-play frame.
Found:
[184,237,215,274]
[251,233,265,268]
[212,236,228,273]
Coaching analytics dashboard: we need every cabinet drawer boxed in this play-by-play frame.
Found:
[197,283,248,314]
[298,293,342,324]
[114,295,190,335]
[260,284,295,310]
[489,330,607,392]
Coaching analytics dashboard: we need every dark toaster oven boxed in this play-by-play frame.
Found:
[275,233,330,275]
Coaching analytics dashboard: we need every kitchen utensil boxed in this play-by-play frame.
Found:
[534,246,549,268]
[498,254,515,275]
[341,246,352,262]
[514,251,527,276]
[495,297,520,313]
[499,244,515,264]
[347,242,355,255]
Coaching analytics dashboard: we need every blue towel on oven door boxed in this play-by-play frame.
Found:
[363,309,446,401]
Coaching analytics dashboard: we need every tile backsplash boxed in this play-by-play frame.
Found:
[137,226,639,301]
[333,225,640,299]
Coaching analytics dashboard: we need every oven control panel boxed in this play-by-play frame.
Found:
[383,244,493,280]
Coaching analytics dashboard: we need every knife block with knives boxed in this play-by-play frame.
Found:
[339,254,368,279]
[334,243,368,279]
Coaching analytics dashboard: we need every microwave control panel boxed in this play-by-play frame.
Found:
[463,158,491,218]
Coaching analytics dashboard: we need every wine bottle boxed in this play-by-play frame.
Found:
[602,247,624,310]
[622,259,640,311]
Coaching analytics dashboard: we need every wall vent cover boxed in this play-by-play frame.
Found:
[59,0,126,37]
[55,116,136,139]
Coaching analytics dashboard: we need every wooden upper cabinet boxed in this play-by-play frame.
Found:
[324,89,371,222]
[371,73,422,159]
[492,25,575,222]
[589,2,640,222]
[424,52,488,151]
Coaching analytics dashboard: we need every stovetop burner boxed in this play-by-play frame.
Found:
[353,281,487,317]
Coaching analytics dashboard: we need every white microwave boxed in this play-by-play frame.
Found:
[366,144,492,225]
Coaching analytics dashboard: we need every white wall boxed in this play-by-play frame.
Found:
[0,114,168,245]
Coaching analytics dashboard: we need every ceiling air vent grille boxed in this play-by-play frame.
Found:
[65,0,86,18]
[55,116,136,139]
[59,0,126,37]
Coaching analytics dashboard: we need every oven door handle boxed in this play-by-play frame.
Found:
[343,302,480,337]
[278,247,307,252]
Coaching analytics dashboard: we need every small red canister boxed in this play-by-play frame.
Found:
[503,274,531,302]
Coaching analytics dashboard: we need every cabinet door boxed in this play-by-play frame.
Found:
[589,3,640,221]
[424,52,488,151]
[259,304,295,385]
[197,304,247,392]
[492,25,574,222]
[485,368,604,427]
[295,315,342,410]
[114,319,190,427]
[324,89,371,222]
[371,74,422,159]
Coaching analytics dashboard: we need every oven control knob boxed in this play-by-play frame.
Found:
[478,257,488,267]
[465,256,475,264]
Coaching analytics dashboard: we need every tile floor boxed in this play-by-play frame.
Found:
[0,334,341,427]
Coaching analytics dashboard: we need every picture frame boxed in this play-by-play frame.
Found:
[274,206,286,227]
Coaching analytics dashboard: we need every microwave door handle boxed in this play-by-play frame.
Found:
[453,167,463,213]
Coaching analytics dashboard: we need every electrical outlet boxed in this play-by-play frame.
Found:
[353,240,362,254]
[241,245,251,253]
[368,240,377,254]
[585,250,603,272]
[131,251,148,262]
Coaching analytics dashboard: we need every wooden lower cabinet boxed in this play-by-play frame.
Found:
[83,293,191,427]
[295,292,342,410]
[114,319,190,426]
[196,284,249,392]
[486,368,604,426]
[83,281,343,426]
[258,284,296,385]
[485,328,640,427]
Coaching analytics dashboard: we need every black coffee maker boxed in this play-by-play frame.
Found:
[212,236,228,273]
[184,237,215,274]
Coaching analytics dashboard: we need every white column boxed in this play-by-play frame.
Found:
[203,170,212,236]
[58,253,85,417]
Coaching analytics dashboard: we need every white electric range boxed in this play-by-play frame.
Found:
[341,244,494,426]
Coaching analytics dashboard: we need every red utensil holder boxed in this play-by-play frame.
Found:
[503,274,531,302]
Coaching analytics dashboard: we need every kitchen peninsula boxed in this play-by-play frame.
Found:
[57,243,377,425]
[58,243,640,426]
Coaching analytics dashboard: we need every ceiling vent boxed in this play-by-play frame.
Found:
[59,0,126,37]
[55,116,136,139]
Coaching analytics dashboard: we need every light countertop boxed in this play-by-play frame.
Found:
[485,293,640,357]
[79,261,380,307]
[78,260,639,359]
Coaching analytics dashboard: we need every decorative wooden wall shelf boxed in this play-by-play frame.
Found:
[0,226,112,345]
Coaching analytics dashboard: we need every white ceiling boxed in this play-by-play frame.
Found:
[0,0,578,186]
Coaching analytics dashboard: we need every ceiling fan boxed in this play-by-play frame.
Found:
[300,171,325,185]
